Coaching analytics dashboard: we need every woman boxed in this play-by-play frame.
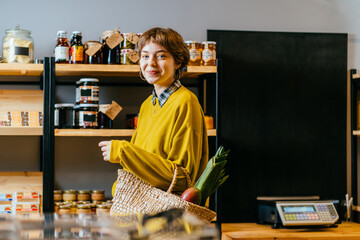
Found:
[99,27,208,195]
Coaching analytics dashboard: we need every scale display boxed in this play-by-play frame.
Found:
[276,201,338,226]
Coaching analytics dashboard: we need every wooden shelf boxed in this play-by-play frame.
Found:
[0,127,42,136]
[55,64,216,77]
[55,128,216,137]
[0,63,43,76]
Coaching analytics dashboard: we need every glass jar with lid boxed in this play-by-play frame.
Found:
[185,41,202,66]
[102,30,121,64]
[84,41,102,64]
[2,25,34,63]
[201,41,216,66]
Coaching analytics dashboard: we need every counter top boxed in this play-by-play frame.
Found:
[222,222,360,240]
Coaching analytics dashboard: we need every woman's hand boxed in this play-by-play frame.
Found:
[99,141,111,161]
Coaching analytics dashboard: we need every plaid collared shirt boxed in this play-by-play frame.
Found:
[152,80,182,107]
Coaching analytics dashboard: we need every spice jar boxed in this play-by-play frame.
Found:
[59,205,71,214]
[122,33,138,50]
[78,104,98,128]
[76,204,92,214]
[91,190,105,201]
[77,190,91,201]
[102,30,121,64]
[55,31,69,63]
[84,41,102,64]
[79,78,99,104]
[185,41,202,66]
[54,103,75,129]
[201,41,216,66]
[121,49,139,65]
[54,190,63,202]
[63,190,77,201]
[96,204,111,215]
[2,25,34,63]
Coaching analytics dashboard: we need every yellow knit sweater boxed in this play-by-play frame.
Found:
[110,86,208,195]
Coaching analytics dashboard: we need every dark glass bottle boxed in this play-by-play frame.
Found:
[69,31,84,64]
[102,30,121,64]
[54,31,69,63]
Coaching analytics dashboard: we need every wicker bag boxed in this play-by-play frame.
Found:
[110,165,216,222]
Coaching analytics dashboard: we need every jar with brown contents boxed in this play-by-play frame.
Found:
[76,204,92,214]
[96,204,111,215]
[201,41,216,66]
[59,204,71,214]
[77,190,91,201]
[185,41,202,66]
[63,190,77,201]
[91,190,105,201]
[84,41,102,64]
[54,190,63,202]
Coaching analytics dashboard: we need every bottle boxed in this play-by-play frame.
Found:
[54,31,69,63]
[69,31,84,64]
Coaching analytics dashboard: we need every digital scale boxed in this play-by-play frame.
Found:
[257,196,339,228]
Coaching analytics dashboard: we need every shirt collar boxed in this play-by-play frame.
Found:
[152,80,182,107]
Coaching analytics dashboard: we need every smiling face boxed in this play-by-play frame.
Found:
[140,41,180,89]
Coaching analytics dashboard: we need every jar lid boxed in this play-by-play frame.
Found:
[78,190,91,194]
[77,204,92,209]
[55,103,75,108]
[77,201,91,204]
[185,41,201,44]
[122,33,130,37]
[79,104,99,108]
[54,190,62,194]
[63,190,77,194]
[59,204,71,209]
[5,25,31,35]
[202,41,216,45]
[92,190,105,194]
[85,41,101,46]
[74,105,80,109]
[92,200,104,205]
[55,202,66,206]
[121,49,132,53]
[97,204,111,209]
[80,78,99,83]
[72,31,82,35]
[57,30,67,35]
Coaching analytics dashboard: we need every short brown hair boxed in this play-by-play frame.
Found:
[138,28,190,71]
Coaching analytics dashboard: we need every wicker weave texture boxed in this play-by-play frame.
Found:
[111,169,216,222]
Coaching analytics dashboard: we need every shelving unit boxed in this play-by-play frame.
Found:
[0,63,45,212]
[0,58,214,214]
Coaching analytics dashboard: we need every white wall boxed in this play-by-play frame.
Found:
[1,0,359,67]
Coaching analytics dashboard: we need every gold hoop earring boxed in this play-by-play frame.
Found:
[175,69,181,81]
[139,71,146,81]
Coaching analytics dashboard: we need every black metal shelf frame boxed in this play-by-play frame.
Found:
[351,69,359,206]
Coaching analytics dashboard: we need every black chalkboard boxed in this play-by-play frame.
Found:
[207,30,347,222]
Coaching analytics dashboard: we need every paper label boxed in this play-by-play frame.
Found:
[55,46,69,61]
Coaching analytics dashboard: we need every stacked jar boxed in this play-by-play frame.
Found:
[121,32,140,65]
[75,78,99,128]
[54,189,109,214]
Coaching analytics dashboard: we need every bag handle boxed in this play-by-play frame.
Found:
[167,165,192,193]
